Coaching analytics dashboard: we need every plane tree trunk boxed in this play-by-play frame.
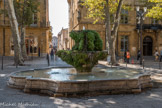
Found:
[20,26,28,59]
[20,0,27,59]
[105,0,124,65]
[6,0,24,65]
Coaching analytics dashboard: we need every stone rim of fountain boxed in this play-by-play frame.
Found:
[8,66,153,97]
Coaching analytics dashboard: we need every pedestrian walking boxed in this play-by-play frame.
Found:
[126,50,130,63]
[160,49,162,62]
[154,50,159,62]
[54,49,58,61]
[50,49,54,60]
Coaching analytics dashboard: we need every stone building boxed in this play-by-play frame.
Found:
[0,0,51,56]
[57,28,69,50]
[67,0,162,57]
[52,36,58,50]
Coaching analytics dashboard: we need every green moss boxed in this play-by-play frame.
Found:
[56,50,107,72]
[70,30,103,51]
[57,30,107,72]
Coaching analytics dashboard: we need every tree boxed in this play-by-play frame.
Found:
[6,0,24,65]
[82,0,124,64]
[14,0,39,59]
[146,0,162,19]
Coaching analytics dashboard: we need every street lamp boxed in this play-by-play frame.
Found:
[136,6,147,65]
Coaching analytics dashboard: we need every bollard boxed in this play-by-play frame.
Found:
[1,56,4,70]
[111,62,112,68]
[143,59,144,69]
[16,63,18,68]
[16,61,18,68]
[131,59,134,64]
[47,53,50,66]
[159,60,161,69]
[126,58,127,68]
[48,57,50,66]
[32,52,33,60]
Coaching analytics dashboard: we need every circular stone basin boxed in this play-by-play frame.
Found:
[8,67,153,97]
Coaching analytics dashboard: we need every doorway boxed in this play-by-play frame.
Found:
[143,36,153,56]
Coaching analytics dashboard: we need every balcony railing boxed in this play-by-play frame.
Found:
[136,24,162,30]
[0,20,10,26]
[135,0,147,6]
[0,20,50,28]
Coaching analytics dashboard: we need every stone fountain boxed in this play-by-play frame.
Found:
[56,30,107,72]
[8,30,152,97]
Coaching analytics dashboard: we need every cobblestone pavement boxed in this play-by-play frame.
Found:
[0,56,162,108]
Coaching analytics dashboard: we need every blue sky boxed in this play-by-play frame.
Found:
[49,0,69,36]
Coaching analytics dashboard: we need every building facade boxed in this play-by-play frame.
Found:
[67,0,162,57]
[52,36,58,50]
[57,28,69,50]
[0,0,51,56]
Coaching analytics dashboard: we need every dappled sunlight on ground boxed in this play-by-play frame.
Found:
[106,100,116,104]
[0,74,6,77]
[148,93,160,98]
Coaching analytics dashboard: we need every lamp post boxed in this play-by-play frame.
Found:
[1,0,5,70]
[136,6,147,65]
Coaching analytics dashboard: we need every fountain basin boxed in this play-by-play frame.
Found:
[8,67,153,97]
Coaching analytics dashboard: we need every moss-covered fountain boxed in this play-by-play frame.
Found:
[8,30,152,97]
[56,30,107,72]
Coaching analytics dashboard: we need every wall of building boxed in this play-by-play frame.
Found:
[68,0,162,57]
[57,28,69,50]
[52,36,58,50]
[0,0,50,56]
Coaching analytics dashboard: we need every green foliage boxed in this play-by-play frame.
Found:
[13,0,40,26]
[56,50,107,72]
[70,30,103,51]
[0,0,39,26]
[82,0,127,24]
[139,0,162,20]
[146,0,162,19]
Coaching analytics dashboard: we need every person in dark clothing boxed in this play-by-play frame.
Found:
[30,45,33,53]
[54,49,57,61]
[50,49,54,60]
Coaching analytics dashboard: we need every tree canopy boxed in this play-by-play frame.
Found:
[82,0,124,65]
[82,0,125,23]
[14,0,39,26]
[146,0,162,19]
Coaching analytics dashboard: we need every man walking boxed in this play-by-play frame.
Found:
[127,50,130,63]
[50,49,54,61]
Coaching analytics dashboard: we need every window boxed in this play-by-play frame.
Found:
[120,9,128,24]
[121,36,128,52]
[152,19,158,24]
[110,14,115,24]
[34,13,38,24]
[25,37,38,54]
[30,13,37,26]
